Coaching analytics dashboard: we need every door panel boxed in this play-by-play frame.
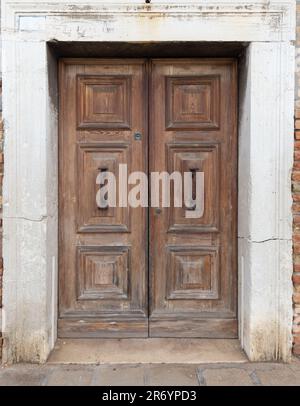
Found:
[58,60,148,337]
[149,60,237,337]
[59,58,237,339]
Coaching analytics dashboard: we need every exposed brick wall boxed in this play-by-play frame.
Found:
[293,2,300,356]
[293,139,300,355]
[0,79,3,360]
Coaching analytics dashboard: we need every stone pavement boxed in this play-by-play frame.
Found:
[0,358,300,386]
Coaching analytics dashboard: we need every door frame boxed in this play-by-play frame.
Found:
[1,1,294,363]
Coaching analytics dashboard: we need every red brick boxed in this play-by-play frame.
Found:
[294,236,300,245]
[293,204,300,214]
[293,234,300,243]
[293,344,300,355]
[293,193,300,202]
[293,203,300,213]
[295,119,300,129]
[293,215,300,225]
[293,273,300,285]
[295,131,300,140]
[293,293,300,304]
[295,110,300,119]
[293,161,300,170]
[292,172,300,181]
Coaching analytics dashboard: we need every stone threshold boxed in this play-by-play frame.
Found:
[48,338,247,364]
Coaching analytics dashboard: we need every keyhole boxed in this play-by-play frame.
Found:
[98,167,109,210]
[186,168,199,211]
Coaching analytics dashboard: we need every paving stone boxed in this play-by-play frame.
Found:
[0,366,48,386]
[243,362,286,371]
[46,366,94,386]
[202,367,254,386]
[1,362,300,386]
[145,365,198,386]
[94,365,145,386]
[286,357,300,373]
[255,366,300,386]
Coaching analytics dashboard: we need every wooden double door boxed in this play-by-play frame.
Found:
[59,59,237,338]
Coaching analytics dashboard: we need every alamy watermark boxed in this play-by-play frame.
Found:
[96,164,205,219]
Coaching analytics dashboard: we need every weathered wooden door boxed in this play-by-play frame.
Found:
[59,60,148,337]
[149,60,237,337]
[59,58,237,338]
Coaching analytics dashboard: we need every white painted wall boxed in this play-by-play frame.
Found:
[238,43,294,361]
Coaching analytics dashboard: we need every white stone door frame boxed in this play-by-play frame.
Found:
[1,0,295,363]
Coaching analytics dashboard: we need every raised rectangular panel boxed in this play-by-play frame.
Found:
[77,246,130,300]
[165,76,220,130]
[77,142,130,233]
[77,75,132,129]
[166,246,219,300]
[167,143,220,233]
